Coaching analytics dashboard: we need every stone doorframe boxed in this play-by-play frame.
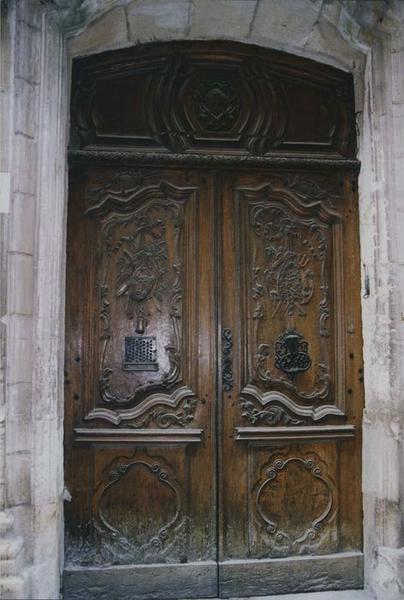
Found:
[1,1,403,599]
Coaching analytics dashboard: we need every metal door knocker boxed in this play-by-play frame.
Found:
[274,328,311,380]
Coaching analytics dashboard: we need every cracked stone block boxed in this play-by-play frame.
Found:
[12,135,38,196]
[397,211,404,263]
[127,0,189,42]
[0,537,24,577]
[7,315,33,385]
[9,193,35,255]
[7,383,32,421]
[6,453,31,506]
[68,6,128,56]
[191,0,257,39]
[250,0,322,47]
[304,17,364,70]
[0,574,30,600]
[391,49,404,104]
[8,254,34,315]
[14,20,41,84]
[14,77,38,140]
[373,546,404,600]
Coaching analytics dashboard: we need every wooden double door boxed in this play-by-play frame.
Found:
[64,165,363,599]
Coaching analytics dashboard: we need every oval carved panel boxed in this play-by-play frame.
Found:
[93,451,185,565]
[254,449,336,556]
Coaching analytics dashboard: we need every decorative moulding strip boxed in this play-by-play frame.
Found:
[74,428,203,444]
[84,386,197,426]
[235,424,356,442]
[240,385,346,421]
[68,150,361,172]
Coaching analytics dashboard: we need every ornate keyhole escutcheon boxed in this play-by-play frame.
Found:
[222,328,233,392]
[274,328,311,380]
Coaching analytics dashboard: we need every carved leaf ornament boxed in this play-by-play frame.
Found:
[250,205,326,319]
[96,197,181,404]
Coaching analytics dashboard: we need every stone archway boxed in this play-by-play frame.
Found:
[1,1,404,599]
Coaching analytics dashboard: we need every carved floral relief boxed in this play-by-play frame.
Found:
[238,182,345,423]
[249,200,330,397]
[83,177,198,428]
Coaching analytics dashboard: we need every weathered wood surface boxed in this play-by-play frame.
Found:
[70,41,356,159]
[65,40,363,599]
[219,553,364,597]
[64,561,218,600]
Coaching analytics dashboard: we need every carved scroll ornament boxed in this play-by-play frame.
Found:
[66,451,186,565]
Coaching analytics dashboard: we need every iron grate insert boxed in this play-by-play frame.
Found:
[123,336,158,371]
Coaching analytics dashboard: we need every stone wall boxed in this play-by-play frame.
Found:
[0,1,66,598]
[358,4,404,596]
[0,1,403,599]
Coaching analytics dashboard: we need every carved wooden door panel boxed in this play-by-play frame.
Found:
[218,171,363,596]
[64,166,218,599]
[65,40,363,600]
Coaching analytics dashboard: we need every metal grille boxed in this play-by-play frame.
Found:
[123,336,158,371]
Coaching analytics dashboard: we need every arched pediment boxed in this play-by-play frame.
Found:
[70,40,356,159]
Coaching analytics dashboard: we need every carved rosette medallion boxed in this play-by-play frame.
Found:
[193,80,241,131]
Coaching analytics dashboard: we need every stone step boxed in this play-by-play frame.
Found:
[194,592,371,600]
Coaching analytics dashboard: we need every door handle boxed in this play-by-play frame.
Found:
[222,328,233,392]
